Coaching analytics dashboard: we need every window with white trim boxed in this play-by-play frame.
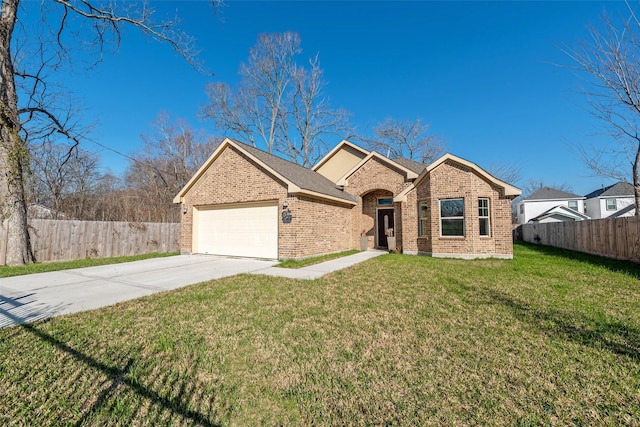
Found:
[606,199,617,210]
[418,202,429,236]
[478,198,490,236]
[440,198,464,236]
[568,200,578,211]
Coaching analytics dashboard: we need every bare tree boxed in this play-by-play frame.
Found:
[485,161,522,186]
[125,114,219,222]
[564,7,640,216]
[202,32,350,167]
[365,118,445,164]
[0,0,219,265]
[27,141,101,219]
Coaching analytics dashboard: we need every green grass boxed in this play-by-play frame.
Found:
[0,251,179,278]
[276,249,361,268]
[1,242,640,425]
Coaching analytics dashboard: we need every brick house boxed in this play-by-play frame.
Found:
[174,138,521,259]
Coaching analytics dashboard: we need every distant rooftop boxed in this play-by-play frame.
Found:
[585,181,634,199]
[523,187,583,201]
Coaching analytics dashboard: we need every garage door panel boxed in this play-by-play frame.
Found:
[197,204,278,259]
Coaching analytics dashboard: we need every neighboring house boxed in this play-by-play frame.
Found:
[528,205,590,223]
[584,181,636,219]
[515,187,587,224]
[27,203,64,219]
[174,138,521,260]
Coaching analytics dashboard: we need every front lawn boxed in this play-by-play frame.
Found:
[0,251,179,278]
[1,243,639,425]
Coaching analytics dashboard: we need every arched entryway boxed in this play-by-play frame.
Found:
[361,189,395,249]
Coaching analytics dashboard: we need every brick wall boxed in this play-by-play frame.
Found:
[282,195,353,258]
[345,157,413,249]
[180,145,353,259]
[414,160,513,258]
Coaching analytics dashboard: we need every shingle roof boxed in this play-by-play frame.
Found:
[524,187,583,201]
[585,181,635,199]
[230,139,358,204]
[391,157,427,175]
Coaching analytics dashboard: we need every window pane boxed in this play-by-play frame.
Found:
[378,197,393,206]
[419,219,429,236]
[419,202,428,218]
[442,219,464,236]
[478,199,489,216]
[440,199,464,217]
[479,218,489,236]
[418,202,429,236]
[568,201,577,210]
[606,199,616,210]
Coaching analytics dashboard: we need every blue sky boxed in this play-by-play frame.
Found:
[20,1,635,195]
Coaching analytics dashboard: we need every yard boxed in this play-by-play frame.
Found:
[1,243,639,425]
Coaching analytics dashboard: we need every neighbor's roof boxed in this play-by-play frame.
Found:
[585,181,635,199]
[174,138,358,205]
[529,204,590,222]
[523,187,583,201]
[391,157,427,175]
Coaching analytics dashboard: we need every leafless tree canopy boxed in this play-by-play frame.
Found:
[485,161,522,186]
[124,114,220,222]
[202,32,351,167]
[364,117,445,164]
[0,0,219,265]
[27,141,101,219]
[564,7,640,215]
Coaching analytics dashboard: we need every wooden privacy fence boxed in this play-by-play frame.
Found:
[0,219,179,265]
[520,216,640,263]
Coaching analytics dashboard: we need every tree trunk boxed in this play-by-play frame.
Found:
[0,0,34,265]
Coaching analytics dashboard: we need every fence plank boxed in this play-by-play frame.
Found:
[18,219,179,264]
[521,217,640,263]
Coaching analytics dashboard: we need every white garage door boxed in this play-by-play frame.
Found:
[196,203,278,259]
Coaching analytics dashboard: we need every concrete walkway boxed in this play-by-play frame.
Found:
[254,250,385,280]
[0,250,385,328]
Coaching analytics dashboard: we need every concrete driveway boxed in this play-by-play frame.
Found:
[0,255,277,328]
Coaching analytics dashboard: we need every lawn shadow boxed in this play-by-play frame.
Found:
[0,292,71,328]
[21,323,222,426]
[473,285,640,361]
[516,242,640,280]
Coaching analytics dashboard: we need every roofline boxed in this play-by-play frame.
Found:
[295,188,357,206]
[520,196,585,203]
[174,138,356,205]
[394,153,522,202]
[335,151,419,186]
[591,194,634,199]
[311,139,369,172]
[530,212,582,222]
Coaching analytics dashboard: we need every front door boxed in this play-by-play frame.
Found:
[377,208,394,248]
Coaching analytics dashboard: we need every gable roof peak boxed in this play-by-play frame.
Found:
[174,137,357,205]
